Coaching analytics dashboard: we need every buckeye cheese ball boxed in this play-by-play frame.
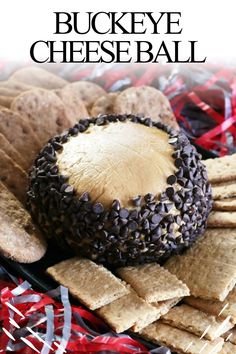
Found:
[28,115,212,267]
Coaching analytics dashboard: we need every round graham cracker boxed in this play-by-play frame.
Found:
[90,93,118,116]
[11,88,77,146]
[0,108,41,168]
[9,67,67,90]
[0,182,47,263]
[55,87,89,121]
[0,133,28,170]
[62,81,106,111]
[113,86,179,130]
[0,149,28,204]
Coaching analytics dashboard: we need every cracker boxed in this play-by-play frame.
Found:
[208,211,236,227]
[213,198,236,211]
[162,304,233,340]
[139,321,224,354]
[90,93,118,116]
[204,154,236,184]
[46,257,129,311]
[0,133,28,170]
[0,80,33,92]
[0,182,47,262]
[0,149,28,203]
[212,181,236,200]
[11,88,76,145]
[0,108,41,168]
[152,297,182,316]
[0,95,13,108]
[165,255,236,301]
[223,328,236,344]
[184,287,236,324]
[219,342,236,354]
[10,67,67,89]
[0,87,21,97]
[185,229,236,267]
[97,290,161,333]
[55,87,89,121]
[113,86,179,130]
[61,81,106,111]
[117,263,189,302]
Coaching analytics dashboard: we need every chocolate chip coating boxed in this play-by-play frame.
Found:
[27,114,212,267]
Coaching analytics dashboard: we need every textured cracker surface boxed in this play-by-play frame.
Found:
[219,341,236,354]
[0,182,47,262]
[113,86,179,130]
[11,88,76,146]
[162,304,233,340]
[0,108,41,168]
[184,287,236,324]
[0,133,28,170]
[10,67,68,89]
[61,81,106,111]
[213,198,236,211]
[204,154,236,183]
[97,290,160,333]
[47,257,129,311]
[91,93,118,116]
[117,263,189,302]
[165,255,236,301]
[208,211,236,227]
[0,149,28,203]
[212,181,236,200]
[185,229,236,267]
[55,87,89,121]
[140,321,224,354]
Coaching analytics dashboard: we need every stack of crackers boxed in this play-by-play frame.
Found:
[204,154,236,228]
[0,66,178,206]
[46,152,236,353]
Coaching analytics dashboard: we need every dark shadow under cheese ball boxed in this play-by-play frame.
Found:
[27,114,212,267]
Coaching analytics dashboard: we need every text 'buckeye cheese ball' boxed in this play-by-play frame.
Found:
[28,115,212,267]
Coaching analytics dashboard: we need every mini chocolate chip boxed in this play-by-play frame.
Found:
[168,137,178,144]
[143,219,149,230]
[151,214,162,224]
[147,202,156,211]
[144,193,154,203]
[64,186,74,194]
[92,203,104,214]
[164,203,173,213]
[79,192,90,202]
[167,175,177,185]
[119,208,129,219]
[175,158,183,168]
[129,210,138,219]
[110,210,119,218]
[78,124,86,132]
[132,195,142,207]
[166,187,175,199]
[112,199,121,211]
[127,220,138,231]
[141,209,150,219]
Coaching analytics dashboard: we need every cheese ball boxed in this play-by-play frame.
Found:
[28,114,212,267]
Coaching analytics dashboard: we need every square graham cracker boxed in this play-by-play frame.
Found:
[165,255,236,301]
[116,263,189,303]
[46,257,129,311]
[184,287,236,324]
[162,304,233,341]
[203,154,236,184]
[139,321,224,354]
